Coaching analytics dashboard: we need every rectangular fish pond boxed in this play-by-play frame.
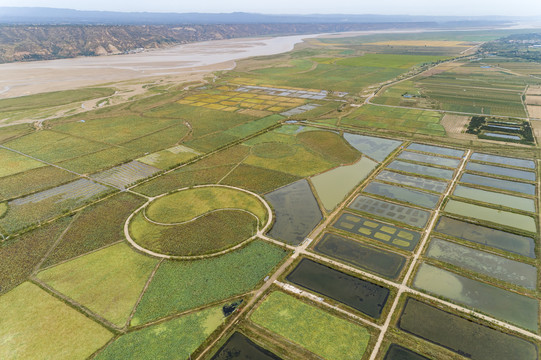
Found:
[314,233,407,279]
[426,238,537,289]
[444,200,537,233]
[343,133,402,162]
[311,157,378,212]
[210,332,282,360]
[453,185,536,213]
[460,173,536,195]
[286,258,390,319]
[349,195,430,228]
[386,160,454,180]
[376,170,448,193]
[397,151,461,168]
[333,213,421,251]
[470,153,536,169]
[434,216,535,258]
[466,162,536,181]
[406,143,464,158]
[413,263,539,332]
[398,298,538,360]
[363,182,440,209]
[383,344,429,360]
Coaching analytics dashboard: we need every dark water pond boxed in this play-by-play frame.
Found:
[211,332,282,360]
[407,143,464,158]
[314,233,406,279]
[460,173,535,195]
[265,179,322,245]
[383,344,429,360]
[466,162,536,181]
[470,153,535,169]
[398,298,538,360]
[286,258,390,319]
[435,216,536,258]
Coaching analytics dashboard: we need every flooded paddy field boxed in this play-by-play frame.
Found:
[465,162,536,181]
[210,332,282,360]
[383,344,429,360]
[453,185,536,213]
[460,173,536,195]
[397,151,461,168]
[90,160,161,189]
[314,233,407,279]
[435,216,536,258]
[413,263,539,331]
[470,153,536,169]
[426,238,537,289]
[349,195,430,228]
[286,258,390,318]
[333,213,421,251]
[343,133,402,162]
[265,179,322,245]
[398,298,538,360]
[406,143,464,158]
[363,182,440,209]
[444,200,537,233]
[311,157,377,212]
[386,160,454,180]
[375,170,448,193]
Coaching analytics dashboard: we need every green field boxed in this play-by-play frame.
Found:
[0,148,46,177]
[131,240,286,325]
[38,243,157,327]
[251,291,371,360]
[0,282,112,359]
[341,104,445,136]
[96,305,225,359]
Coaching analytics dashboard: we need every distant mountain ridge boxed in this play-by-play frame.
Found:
[0,7,519,25]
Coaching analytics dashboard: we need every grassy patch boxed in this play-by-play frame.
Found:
[130,210,258,256]
[341,105,445,136]
[137,145,201,170]
[0,123,34,144]
[5,130,107,163]
[146,187,267,223]
[0,282,113,359]
[0,148,46,177]
[251,291,370,360]
[96,305,225,360]
[224,114,283,138]
[335,54,447,68]
[38,243,157,327]
[297,130,361,164]
[0,217,72,295]
[42,192,145,268]
[58,147,136,174]
[131,240,287,325]
[220,164,301,194]
[0,87,114,112]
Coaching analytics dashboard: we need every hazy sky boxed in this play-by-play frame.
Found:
[1,0,540,16]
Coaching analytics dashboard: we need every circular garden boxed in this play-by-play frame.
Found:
[127,185,271,258]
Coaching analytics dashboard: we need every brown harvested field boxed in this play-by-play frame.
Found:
[525,95,541,106]
[419,61,464,77]
[527,105,541,119]
[530,119,541,144]
[441,114,476,139]
[526,86,541,96]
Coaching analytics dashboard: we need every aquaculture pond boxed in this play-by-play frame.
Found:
[210,332,282,360]
[386,160,454,180]
[363,182,440,209]
[311,157,377,212]
[460,173,536,195]
[286,258,390,319]
[383,344,429,360]
[413,263,539,331]
[265,179,322,245]
[406,143,464,158]
[470,153,536,169]
[453,185,536,213]
[399,298,538,360]
[376,170,448,193]
[435,216,535,258]
[397,151,461,168]
[343,133,402,162]
[465,162,536,181]
[333,213,421,251]
[426,238,537,289]
[349,195,430,228]
[314,233,406,279]
[444,200,537,233]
